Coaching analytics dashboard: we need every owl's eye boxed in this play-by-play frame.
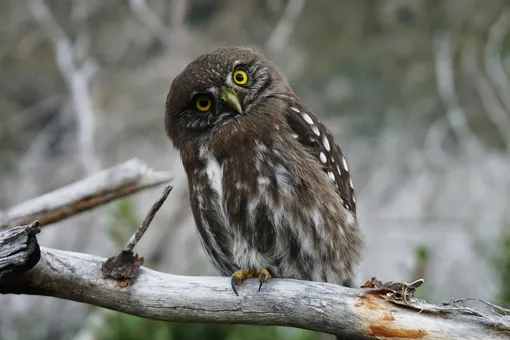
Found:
[195,96,212,112]
[233,69,249,85]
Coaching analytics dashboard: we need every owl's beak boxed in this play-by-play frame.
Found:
[219,88,243,114]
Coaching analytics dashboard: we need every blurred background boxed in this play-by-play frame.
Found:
[1,0,510,339]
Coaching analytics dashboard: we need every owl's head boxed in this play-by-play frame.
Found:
[165,46,289,149]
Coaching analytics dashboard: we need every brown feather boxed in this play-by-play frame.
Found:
[165,46,364,286]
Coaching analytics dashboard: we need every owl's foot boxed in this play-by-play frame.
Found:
[230,268,257,296]
[257,268,272,292]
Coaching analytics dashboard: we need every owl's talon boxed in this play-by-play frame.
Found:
[230,268,256,295]
[231,276,239,296]
[257,268,272,292]
[258,279,264,292]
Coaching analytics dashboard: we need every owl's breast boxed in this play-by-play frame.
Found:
[186,141,361,283]
[190,142,295,226]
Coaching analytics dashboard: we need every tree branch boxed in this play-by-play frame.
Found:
[0,221,41,279]
[28,0,101,174]
[123,184,173,252]
[128,0,173,47]
[430,30,474,145]
[0,243,508,339]
[265,0,306,53]
[1,161,508,340]
[485,10,510,115]
[0,158,172,229]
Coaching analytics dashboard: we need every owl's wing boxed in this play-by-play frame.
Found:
[284,103,357,214]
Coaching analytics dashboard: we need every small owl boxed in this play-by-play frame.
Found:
[165,46,364,294]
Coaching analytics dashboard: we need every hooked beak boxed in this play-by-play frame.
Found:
[219,88,243,114]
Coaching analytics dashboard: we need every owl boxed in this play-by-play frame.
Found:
[165,46,364,295]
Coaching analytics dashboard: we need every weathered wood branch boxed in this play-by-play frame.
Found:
[0,158,172,229]
[0,228,508,340]
[0,222,41,279]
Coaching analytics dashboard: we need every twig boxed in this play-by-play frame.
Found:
[101,185,173,287]
[74,184,173,338]
[461,29,510,149]
[0,159,172,229]
[124,185,173,252]
[431,30,473,144]
[472,74,510,148]
[445,298,510,315]
[462,37,510,147]
[1,246,509,339]
[425,30,487,166]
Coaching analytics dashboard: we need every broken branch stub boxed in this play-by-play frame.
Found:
[0,221,41,280]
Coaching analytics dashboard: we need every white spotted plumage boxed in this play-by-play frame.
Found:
[166,46,363,295]
[302,113,314,125]
[311,125,321,136]
[342,157,349,171]
[328,171,336,181]
[322,136,331,151]
[285,105,357,214]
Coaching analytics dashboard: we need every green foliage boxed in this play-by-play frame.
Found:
[105,199,139,248]
[415,246,429,262]
[412,245,431,300]
[473,224,510,310]
[95,312,319,340]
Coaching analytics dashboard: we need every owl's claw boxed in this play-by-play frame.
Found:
[230,277,238,296]
[257,268,272,292]
[230,268,257,296]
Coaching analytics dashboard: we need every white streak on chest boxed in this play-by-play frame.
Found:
[275,164,295,198]
[190,148,232,274]
[205,155,223,201]
[200,147,227,223]
[254,141,268,171]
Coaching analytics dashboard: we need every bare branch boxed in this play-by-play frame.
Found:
[446,298,510,316]
[461,37,510,149]
[124,185,173,252]
[169,0,188,31]
[485,10,510,114]
[99,184,174,287]
[0,159,172,229]
[432,31,473,143]
[265,0,306,53]
[1,246,508,339]
[0,222,41,279]
[27,0,101,174]
[128,0,173,47]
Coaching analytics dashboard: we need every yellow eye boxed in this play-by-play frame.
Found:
[195,96,212,111]
[233,69,248,85]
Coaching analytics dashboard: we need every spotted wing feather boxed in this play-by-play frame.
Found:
[284,103,356,214]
